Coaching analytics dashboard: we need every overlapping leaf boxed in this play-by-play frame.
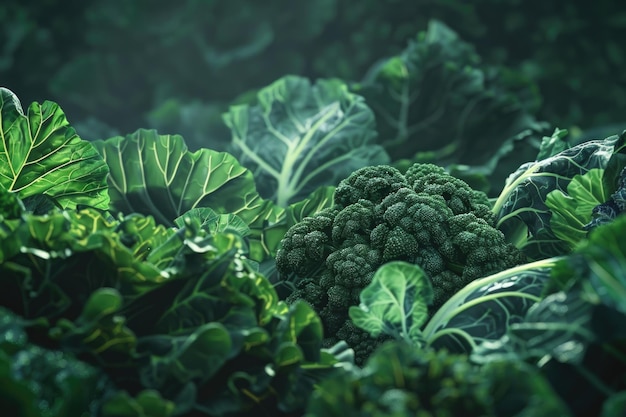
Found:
[93,129,279,228]
[546,169,608,249]
[423,258,556,352]
[494,130,625,259]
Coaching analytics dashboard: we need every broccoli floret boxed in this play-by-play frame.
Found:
[326,243,382,289]
[370,224,419,262]
[331,200,376,247]
[407,162,495,222]
[449,213,526,281]
[277,163,524,365]
[334,165,408,207]
[371,187,453,259]
[326,321,391,366]
[276,207,339,276]
[430,270,468,308]
[404,161,448,183]
[286,277,328,313]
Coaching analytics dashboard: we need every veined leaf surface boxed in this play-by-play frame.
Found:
[224,75,389,207]
[94,129,278,227]
[0,87,109,209]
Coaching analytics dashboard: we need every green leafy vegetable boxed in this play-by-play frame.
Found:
[94,129,277,226]
[584,166,626,232]
[93,129,284,262]
[349,261,433,345]
[348,257,555,356]
[422,257,557,353]
[474,216,626,417]
[494,129,626,259]
[354,20,545,195]
[0,87,109,209]
[0,192,340,416]
[546,168,608,249]
[224,75,389,207]
[305,341,570,417]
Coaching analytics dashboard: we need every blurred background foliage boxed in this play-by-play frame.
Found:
[2,0,625,149]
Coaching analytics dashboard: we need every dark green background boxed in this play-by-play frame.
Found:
[2,0,625,145]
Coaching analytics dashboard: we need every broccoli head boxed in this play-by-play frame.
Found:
[276,163,525,365]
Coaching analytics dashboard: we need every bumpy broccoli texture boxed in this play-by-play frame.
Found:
[276,163,525,364]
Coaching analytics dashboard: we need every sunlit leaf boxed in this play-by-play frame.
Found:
[546,168,608,249]
[0,88,109,209]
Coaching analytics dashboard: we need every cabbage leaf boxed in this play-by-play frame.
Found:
[224,75,389,207]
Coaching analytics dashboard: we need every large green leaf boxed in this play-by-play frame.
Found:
[353,20,544,195]
[93,129,278,228]
[224,75,389,207]
[422,258,557,353]
[349,261,433,345]
[0,88,109,209]
[494,130,625,259]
